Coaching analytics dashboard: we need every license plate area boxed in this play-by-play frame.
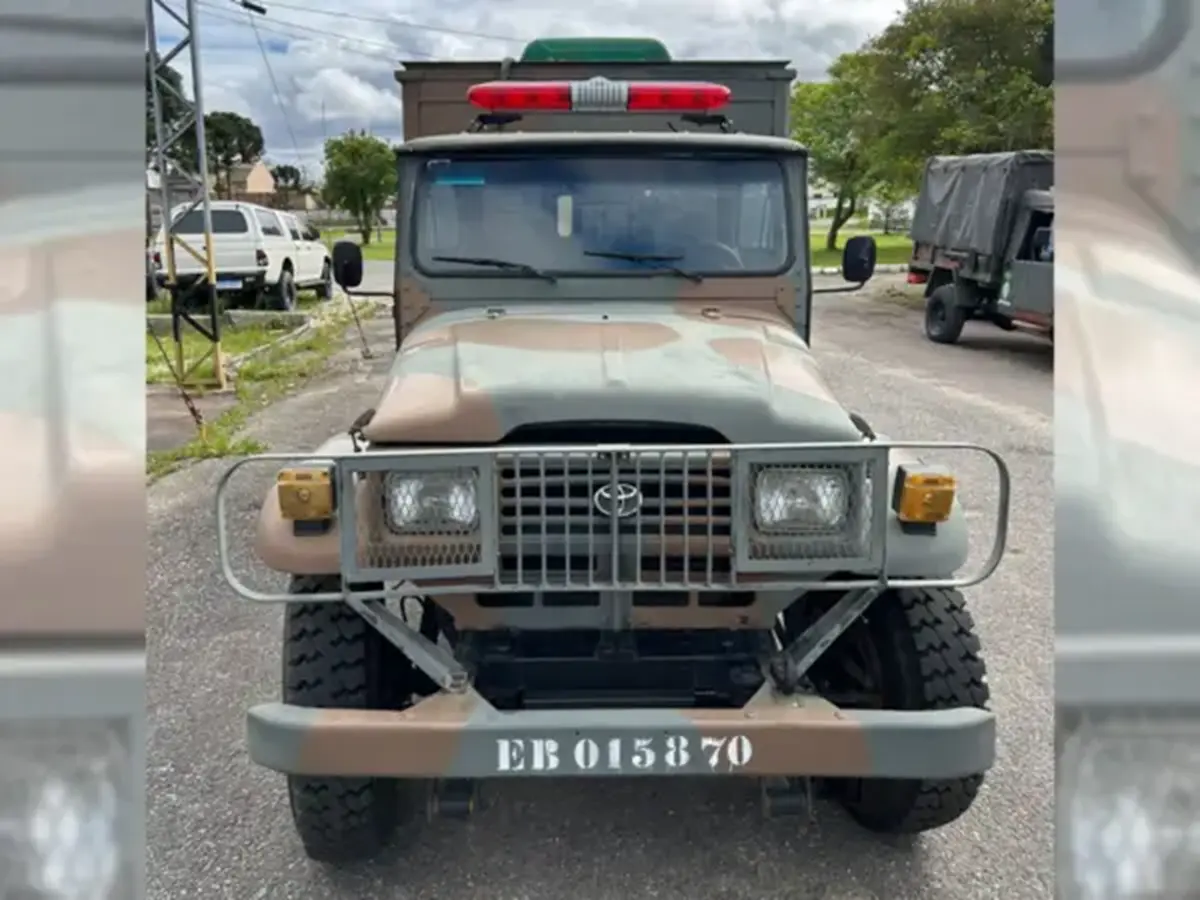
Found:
[494,732,754,775]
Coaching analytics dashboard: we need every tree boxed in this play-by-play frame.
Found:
[859,0,1053,172]
[866,181,915,234]
[206,111,265,198]
[271,163,303,207]
[791,0,1052,247]
[322,131,397,245]
[790,52,879,251]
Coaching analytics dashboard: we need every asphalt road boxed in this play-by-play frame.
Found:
[146,272,1054,900]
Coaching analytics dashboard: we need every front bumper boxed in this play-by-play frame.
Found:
[247,688,995,780]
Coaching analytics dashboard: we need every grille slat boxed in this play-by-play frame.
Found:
[498,448,733,588]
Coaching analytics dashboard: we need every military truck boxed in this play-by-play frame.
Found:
[216,37,1010,864]
[908,151,1054,345]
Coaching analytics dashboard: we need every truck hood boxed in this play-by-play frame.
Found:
[361,304,862,444]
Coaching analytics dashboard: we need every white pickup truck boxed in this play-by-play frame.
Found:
[151,200,333,310]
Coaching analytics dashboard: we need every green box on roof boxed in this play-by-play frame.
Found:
[519,37,672,63]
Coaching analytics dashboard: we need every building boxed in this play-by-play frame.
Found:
[209,160,275,202]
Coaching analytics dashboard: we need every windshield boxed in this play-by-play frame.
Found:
[412,154,792,278]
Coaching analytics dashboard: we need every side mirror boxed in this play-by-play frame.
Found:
[331,240,363,288]
[842,235,877,283]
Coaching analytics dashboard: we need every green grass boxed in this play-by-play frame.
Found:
[146,290,326,315]
[145,323,290,384]
[324,226,912,269]
[146,306,373,481]
[811,230,912,269]
[324,227,394,261]
[145,431,268,480]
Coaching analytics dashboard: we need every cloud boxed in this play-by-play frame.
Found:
[153,0,902,177]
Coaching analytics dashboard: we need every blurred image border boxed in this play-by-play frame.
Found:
[0,3,147,897]
[1055,1,1200,895]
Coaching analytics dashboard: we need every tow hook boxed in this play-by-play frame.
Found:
[428,779,479,819]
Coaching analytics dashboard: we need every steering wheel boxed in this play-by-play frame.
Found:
[697,240,744,270]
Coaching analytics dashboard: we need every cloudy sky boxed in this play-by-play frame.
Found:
[153,0,903,179]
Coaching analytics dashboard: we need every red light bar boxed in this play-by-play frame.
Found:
[467,81,571,112]
[627,82,730,112]
[466,77,731,114]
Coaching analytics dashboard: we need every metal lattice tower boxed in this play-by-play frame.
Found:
[146,0,226,390]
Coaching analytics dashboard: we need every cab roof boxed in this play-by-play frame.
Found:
[397,130,808,156]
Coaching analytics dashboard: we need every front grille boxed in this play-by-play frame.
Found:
[497,449,733,587]
[337,437,888,591]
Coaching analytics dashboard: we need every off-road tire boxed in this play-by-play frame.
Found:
[272,267,297,311]
[835,587,990,834]
[318,260,334,300]
[283,576,419,863]
[924,284,965,344]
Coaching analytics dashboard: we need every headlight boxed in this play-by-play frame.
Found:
[1059,716,1200,898]
[754,467,849,532]
[0,719,132,900]
[385,471,479,532]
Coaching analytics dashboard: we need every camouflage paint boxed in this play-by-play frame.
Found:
[396,276,803,343]
[362,302,861,445]
[247,683,995,779]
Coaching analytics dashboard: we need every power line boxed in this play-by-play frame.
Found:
[246,0,526,45]
[191,0,437,60]
[161,0,408,171]
[241,4,304,164]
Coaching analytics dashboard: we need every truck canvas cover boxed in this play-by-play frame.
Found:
[910,150,1054,258]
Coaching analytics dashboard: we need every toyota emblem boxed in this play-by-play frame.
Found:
[593,482,643,519]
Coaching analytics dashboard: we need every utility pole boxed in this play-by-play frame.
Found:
[147,0,226,392]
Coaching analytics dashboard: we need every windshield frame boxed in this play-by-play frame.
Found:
[407,148,797,282]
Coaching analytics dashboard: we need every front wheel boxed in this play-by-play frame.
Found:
[283,577,426,863]
[786,586,990,834]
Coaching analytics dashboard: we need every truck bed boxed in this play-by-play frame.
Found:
[909,150,1053,284]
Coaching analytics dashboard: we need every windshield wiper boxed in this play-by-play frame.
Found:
[432,255,555,282]
[583,250,702,283]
